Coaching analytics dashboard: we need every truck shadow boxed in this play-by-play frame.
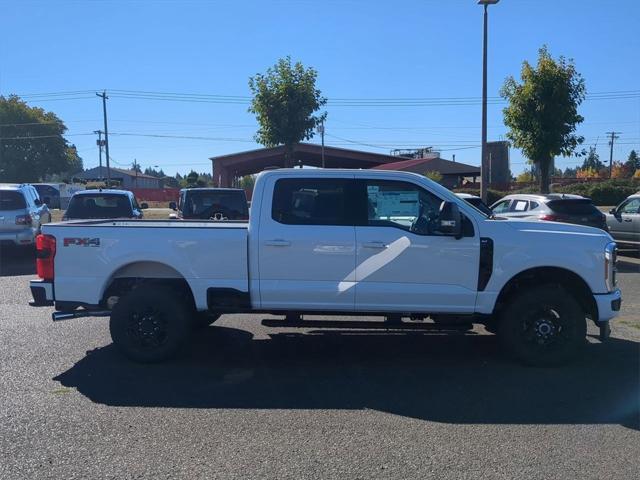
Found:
[54,326,640,429]
[0,245,36,276]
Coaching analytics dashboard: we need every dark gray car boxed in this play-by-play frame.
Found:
[491,193,607,230]
[606,193,640,246]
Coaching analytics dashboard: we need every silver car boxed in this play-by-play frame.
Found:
[0,184,51,246]
[490,193,607,230]
[606,193,640,247]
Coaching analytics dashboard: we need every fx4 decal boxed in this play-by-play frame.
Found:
[63,237,100,247]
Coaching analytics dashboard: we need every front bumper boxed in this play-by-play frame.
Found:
[30,280,54,306]
[594,288,622,323]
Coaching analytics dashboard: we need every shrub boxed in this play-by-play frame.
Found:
[555,179,639,205]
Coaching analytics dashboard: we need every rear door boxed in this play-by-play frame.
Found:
[257,175,357,310]
[508,199,531,218]
[353,178,480,313]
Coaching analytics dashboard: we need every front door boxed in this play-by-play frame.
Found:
[354,179,480,313]
[257,176,357,311]
[610,198,640,243]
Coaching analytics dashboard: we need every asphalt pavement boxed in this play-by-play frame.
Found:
[1,245,639,479]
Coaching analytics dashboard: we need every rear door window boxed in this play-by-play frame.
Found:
[0,191,27,210]
[272,178,352,226]
[512,200,529,212]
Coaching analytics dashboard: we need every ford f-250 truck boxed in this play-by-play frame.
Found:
[29,169,622,366]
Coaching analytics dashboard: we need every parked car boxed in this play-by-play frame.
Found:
[169,188,249,220]
[63,189,147,220]
[30,169,621,367]
[0,183,51,246]
[455,193,493,216]
[490,193,607,230]
[32,183,61,209]
[606,193,640,247]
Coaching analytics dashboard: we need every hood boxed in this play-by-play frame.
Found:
[502,217,612,240]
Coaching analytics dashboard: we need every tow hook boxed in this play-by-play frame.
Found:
[599,321,611,342]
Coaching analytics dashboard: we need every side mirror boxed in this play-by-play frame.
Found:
[169,201,177,211]
[438,201,463,239]
[34,198,42,206]
[609,208,617,215]
[140,202,149,210]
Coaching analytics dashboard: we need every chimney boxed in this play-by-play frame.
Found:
[452,154,456,162]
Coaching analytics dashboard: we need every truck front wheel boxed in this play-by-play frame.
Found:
[110,285,191,363]
[499,285,586,367]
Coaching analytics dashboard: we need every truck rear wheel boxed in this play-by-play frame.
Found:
[110,285,191,363]
[498,285,586,367]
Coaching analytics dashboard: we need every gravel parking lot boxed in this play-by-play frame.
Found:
[1,246,638,479]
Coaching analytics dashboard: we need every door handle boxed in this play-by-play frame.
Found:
[264,239,291,247]
[623,219,632,222]
[362,241,387,249]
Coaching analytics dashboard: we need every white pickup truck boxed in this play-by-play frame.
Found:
[30,169,622,366]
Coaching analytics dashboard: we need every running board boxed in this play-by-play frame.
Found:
[52,310,111,322]
[261,319,473,331]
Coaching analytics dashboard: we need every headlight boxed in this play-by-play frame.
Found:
[604,242,617,292]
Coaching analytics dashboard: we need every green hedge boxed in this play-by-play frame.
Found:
[454,179,639,206]
[555,179,639,206]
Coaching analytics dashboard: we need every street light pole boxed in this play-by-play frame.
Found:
[479,0,499,203]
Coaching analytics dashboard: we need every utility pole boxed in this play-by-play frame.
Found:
[606,131,620,178]
[94,130,105,180]
[96,91,111,186]
[318,119,326,168]
[478,0,499,202]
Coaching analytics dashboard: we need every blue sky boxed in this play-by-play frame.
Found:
[2,0,639,176]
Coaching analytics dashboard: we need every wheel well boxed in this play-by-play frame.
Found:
[494,267,597,320]
[101,262,196,311]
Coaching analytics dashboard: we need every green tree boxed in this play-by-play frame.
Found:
[248,56,327,167]
[563,166,577,178]
[238,175,256,190]
[131,160,142,173]
[500,46,586,193]
[516,171,535,183]
[0,95,83,182]
[625,150,639,171]
[580,147,605,170]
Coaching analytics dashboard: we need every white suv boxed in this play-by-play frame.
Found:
[0,184,51,246]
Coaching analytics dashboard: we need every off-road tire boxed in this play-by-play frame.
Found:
[110,285,191,363]
[498,285,586,367]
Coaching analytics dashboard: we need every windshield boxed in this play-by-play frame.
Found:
[183,190,248,219]
[0,191,27,210]
[65,193,133,219]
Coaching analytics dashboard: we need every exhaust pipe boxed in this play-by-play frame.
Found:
[52,310,111,322]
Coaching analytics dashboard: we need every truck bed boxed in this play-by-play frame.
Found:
[43,220,249,310]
